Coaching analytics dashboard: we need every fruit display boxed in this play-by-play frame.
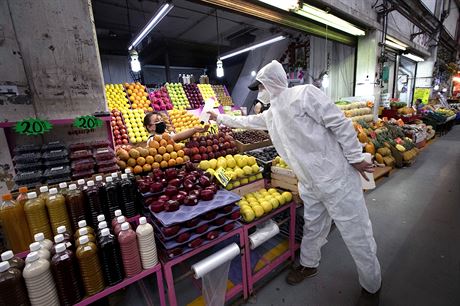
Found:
[122,109,149,144]
[272,156,290,169]
[435,108,455,117]
[159,112,175,133]
[168,109,201,133]
[185,132,238,162]
[197,84,218,107]
[149,87,173,111]
[110,109,129,146]
[233,130,270,144]
[105,84,130,110]
[238,188,292,222]
[165,83,190,109]
[212,85,233,106]
[336,101,373,122]
[124,82,151,111]
[397,106,416,116]
[247,147,278,163]
[183,84,204,109]
[116,133,187,173]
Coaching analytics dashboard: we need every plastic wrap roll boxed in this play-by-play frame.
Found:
[249,220,280,250]
[192,243,240,279]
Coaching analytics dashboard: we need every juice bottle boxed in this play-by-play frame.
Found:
[95,175,104,187]
[56,226,72,244]
[1,250,25,270]
[136,217,158,269]
[29,242,50,261]
[76,235,105,296]
[23,251,59,306]
[34,232,53,251]
[24,192,53,240]
[0,193,32,252]
[120,174,137,217]
[104,176,121,220]
[114,216,131,236]
[111,209,123,228]
[65,184,86,233]
[125,168,136,185]
[97,221,109,238]
[38,186,49,201]
[84,181,102,227]
[0,261,30,306]
[96,177,109,220]
[50,243,83,305]
[58,182,68,197]
[46,188,71,236]
[98,228,124,286]
[77,179,86,190]
[75,228,96,247]
[118,222,142,277]
[16,186,28,206]
[75,220,95,239]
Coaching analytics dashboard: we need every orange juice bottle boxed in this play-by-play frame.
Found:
[0,194,32,252]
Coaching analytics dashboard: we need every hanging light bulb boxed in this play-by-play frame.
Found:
[251,70,257,77]
[216,59,224,78]
[322,73,329,88]
[129,50,141,72]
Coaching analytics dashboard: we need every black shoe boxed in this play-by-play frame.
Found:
[356,287,381,306]
[286,265,318,285]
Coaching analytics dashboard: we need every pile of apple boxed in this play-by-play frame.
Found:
[124,82,152,111]
[111,109,129,146]
[165,83,190,109]
[105,84,130,110]
[183,84,204,109]
[184,132,238,162]
[149,87,173,111]
[273,156,290,169]
[122,109,149,143]
[197,84,219,107]
[238,188,293,222]
[140,162,219,213]
[168,109,201,133]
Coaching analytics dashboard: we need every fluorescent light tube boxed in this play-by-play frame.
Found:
[257,0,298,11]
[295,4,365,36]
[386,36,409,48]
[128,3,173,50]
[385,40,406,50]
[402,53,424,62]
[220,36,286,60]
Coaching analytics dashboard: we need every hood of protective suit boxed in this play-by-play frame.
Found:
[256,60,288,100]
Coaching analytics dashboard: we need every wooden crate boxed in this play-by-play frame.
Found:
[271,166,296,178]
[230,179,266,196]
[235,138,272,153]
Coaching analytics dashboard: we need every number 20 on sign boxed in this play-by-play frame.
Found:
[14,118,52,136]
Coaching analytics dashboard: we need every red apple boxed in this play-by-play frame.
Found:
[159,195,170,202]
[206,231,218,240]
[229,211,241,220]
[150,182,163,193]
[184,194,198,206]
[164,200,180,212]
[223,223,235,232]
[213,217,226,226]
[195,224,209,234]
[162,225,180,237]
[164,185,178,197]
[188,238,204,248]
[175,232,191,243]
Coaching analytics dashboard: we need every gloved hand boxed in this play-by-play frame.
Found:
[352,161,375,181]
[208,111,218,122]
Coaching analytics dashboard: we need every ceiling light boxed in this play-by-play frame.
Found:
[433,84,440,91]
[386,36,409,48]
[257,0,298,11]
[220,35,286,60]
[130,50,141,72]
[251,71,257,77]
[295,4,365,36]
[128,3,173,50]
[442,88,447,92]
[322,73,329,89]
[384,40,406,51]
[402,53,425,62]
[216,59,224,78]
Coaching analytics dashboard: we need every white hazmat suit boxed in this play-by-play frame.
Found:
[216,60,381,293]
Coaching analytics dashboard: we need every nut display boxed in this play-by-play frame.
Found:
[233,130,270,144]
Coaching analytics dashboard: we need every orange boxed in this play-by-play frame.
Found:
[177,150,184,157]
[126,166,134,173]
[170,152,177,159]
[162,133,171,141]
[146,156,154,164]
[167,139,175,145]
[129,85,135,90]
[152,162,160,169]
[176,157,184,165]
[154,154,163,163]
[158,146,166,155]
[134,165,143,174]
[159,139,168,147]
[168,159,176,167]
[174,143,183,151]
[143,164,152,172]
[154,135,162,142]
[149,141,160,149]
[136,157,146,166]
[127,158,137,167]
[163,153,171,161]
[166,144,174,153]
[160,161,168,168]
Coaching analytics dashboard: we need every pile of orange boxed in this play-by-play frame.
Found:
[124,82,152,111]
[168,109,201,132]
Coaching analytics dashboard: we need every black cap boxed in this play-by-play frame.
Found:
[248,80,261,91]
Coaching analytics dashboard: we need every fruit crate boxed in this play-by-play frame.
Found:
[229,179,265,196]
[235,138,272,153]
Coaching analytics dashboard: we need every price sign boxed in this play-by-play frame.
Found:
[14,118,52,135]
[73,115,103,130]
[214,167,231,187]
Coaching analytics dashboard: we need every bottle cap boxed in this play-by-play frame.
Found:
[97,214,105,222]
[121,174,128,179]
[121,222,130,231]
[79,235,89,245]
[78,220,87,228]
[18,186,28,193]
[27,192,37,199]
[1,250,14,261]
[139,217,147,225]
[29,242,41,252]
[79,228,88,236]
[77,179,85,186]
[49,188,58,195]
[26,252,39,262]
[117,216,126,224]
[57,226,66,234]
[1,194,12,201]
[34,233,44,242]
[111,173,118,179]
[125,168,132,174]
[39,186,49,193]
[115,210,122,217]
[68,184,77,191]
[55,243,66,253]
[98,221,107,229]
[0,262,10,272]
[87,180,95,187]
[101,228,110,236]
[106,176,113,183]
[54,234,64,243]
[95,175,103,182]
[59,182,68,189]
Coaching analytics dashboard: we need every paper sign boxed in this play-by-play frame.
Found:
[215,167,231,187]
[73,115,103,129]
[413,88,431,104]
[14,118,52,135]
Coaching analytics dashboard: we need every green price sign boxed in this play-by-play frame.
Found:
[73,115,103,130]
[14,118,52,135]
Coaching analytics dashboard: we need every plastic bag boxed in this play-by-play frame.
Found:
[202,260,231,306]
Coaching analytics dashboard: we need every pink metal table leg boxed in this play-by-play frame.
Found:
[156,267,167,306]
[289,201,297,260]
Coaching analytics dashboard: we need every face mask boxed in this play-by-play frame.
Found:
[155,121,166,134]
[257,89,270,106]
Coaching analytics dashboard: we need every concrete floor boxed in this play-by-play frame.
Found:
[243,126,460,306]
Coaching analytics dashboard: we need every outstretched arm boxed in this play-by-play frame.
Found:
[208,111,267,130]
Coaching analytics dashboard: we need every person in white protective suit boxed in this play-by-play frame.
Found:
[209,60,382,305]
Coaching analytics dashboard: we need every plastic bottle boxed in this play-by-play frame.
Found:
[16,186,28,206]
[65,184,86,233]
[104,176,121,220]
[114,216,131,236]
[75,220,95,239]
[24,192,52,240]
[76,235,105,296]
[75,228,96,247]
[58,182,68,197]
[124,168,136,185]
[0,261,30,306]
[34,232,53,251]
[56,226,72,243]
[95,175,104,187]
[98,228,124,286]
[1,250,25,270]
[111,209,123,228]
[46,188,72,236]
[0,193,32,252]
[38,186,49,201]
[77,179,86,191]
[30,242,50,261]
[118,222,142,277]
[136,217,158,269]
[120,174,137,217]
[97,221,108,238]
[84,180,102,227]
[23,251,59,306]
[50,243,82,305]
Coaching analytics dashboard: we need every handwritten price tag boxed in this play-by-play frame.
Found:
[214,167,231,187]
[14,118,52,135]
[73,115,103,130]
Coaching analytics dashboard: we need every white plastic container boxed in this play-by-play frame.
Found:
[136,217,158,268]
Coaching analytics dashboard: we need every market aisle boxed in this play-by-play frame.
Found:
[243,126,460,306]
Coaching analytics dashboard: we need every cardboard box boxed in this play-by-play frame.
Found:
[235,132,272,152]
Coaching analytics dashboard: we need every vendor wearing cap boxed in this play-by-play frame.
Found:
[249,80,271,114]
